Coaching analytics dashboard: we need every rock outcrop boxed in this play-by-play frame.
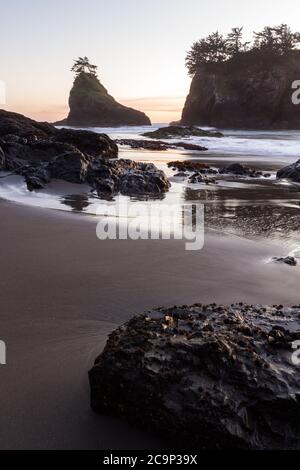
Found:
[271,256,297,266]
[168,161,214,172]
[143,125,223,139]
[181,53,300,129]
[115,139,208,152]
[55,72,151,127]
[0,110,170,196]
[220,163,263,178]
[277,159,300,182]
[87,159,170,196]
[89,303,300,450]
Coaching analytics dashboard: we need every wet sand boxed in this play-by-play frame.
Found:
[0,199,300,449]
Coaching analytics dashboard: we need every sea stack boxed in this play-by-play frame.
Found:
[56,57,151,127]
[181,53,300,129]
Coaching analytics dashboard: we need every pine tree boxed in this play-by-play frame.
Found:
[185,32,228,75]
[273,24,300,54]
[226,27,250,56]
[253,27,278,52]
[186,24,300,76]
[71,57,98,76]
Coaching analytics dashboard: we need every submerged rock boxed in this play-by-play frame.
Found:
[277,159,300,183]
[220,163,262,177]
[89,303,300,450]
[174,141,208,151]
[115,139,208,152]
[174,172,189,178]
[271,256,297,266]
[168,161,218,185]
[143,125,223,139]
[188,173,217,185]
[116,139,169,151]
[220,163,249,175]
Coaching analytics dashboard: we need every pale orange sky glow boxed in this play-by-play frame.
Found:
[8,96,185,124]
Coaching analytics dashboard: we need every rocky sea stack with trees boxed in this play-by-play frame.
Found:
[56,57,151,127]
[182,25,300,129]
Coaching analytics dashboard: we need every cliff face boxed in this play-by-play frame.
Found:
[57,73,151,127]
[181,53,300,129]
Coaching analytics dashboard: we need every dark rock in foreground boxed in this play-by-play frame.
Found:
[55,72,151,127]
[89,303,300,450]
[277,159,300,183]
[0,109,55,139]
[0,110,170,196]
[53,128,117,158]
[87,159,170,196]
[115,139,208,152]
[143,125,223,139]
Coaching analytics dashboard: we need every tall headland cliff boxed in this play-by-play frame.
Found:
[181,52,300,129]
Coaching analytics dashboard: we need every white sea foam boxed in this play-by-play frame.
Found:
[1,125,300,214]
[63,125,300,164]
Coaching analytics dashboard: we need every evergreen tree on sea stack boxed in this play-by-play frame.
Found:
[54,57,151,127]
[185,24,300,76]
[71,57,98,76]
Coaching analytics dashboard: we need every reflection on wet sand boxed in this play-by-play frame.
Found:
[62,194,90,212]
[184,179,300,246]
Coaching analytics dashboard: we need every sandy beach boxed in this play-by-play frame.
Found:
[2,2,300,451]
[0,198,299,449]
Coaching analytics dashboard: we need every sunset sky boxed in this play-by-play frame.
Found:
[1,0,299,123]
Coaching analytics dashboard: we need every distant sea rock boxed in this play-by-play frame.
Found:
[55,72,151,127]
[181,52,300,129]
[143,125,223,139]
[115,138,208,151]
[89,303,300,450]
